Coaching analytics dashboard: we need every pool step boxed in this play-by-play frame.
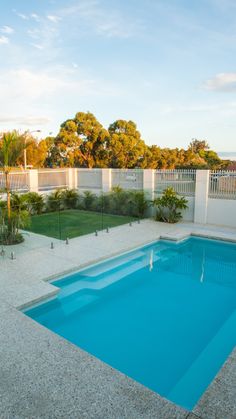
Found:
[82,250,146,277]
[60,254,161,298]
[82,243,169,277]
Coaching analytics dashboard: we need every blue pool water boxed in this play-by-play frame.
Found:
[25,237,236,410]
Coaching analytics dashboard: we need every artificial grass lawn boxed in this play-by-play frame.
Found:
[25,209,136,240]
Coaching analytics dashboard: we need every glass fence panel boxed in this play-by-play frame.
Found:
[7,189,146,243]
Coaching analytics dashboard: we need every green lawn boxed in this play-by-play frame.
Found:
[25,210,136,240]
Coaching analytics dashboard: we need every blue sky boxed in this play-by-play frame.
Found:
[0,0,236,151]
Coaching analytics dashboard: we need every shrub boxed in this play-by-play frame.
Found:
[10,192,28,212]
[153,187,188,223]
[95,193,111,213]
[22,192,45,215]
[46,189,65,212]
[82,191,97,211]
[129,191,149,218]
[109,187,131,215]
[0,193,30,245]
[61,189,79,209]
[108,188,149,217]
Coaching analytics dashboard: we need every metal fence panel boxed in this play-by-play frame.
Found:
[111,169,143,190]
[209,171,236,200]
[0,171,29,192]
[154,170,196,197]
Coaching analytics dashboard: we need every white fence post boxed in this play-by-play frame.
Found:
[66,168,78,189]
[73,168,78,190]
[143,169,155,200]
[194,170,210,224]
[66,168,73,189]
[28,169,38,193]
[102,168,112,192]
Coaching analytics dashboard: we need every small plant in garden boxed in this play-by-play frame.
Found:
[96,193,111,213]
[0,193,30,245]
[153,187,188,223]
[46,189,65,211]
[22,192,45,215]
[109,187,130,215]
[61,189,79,209]
[82,190,96,211]
[129,190,149,218]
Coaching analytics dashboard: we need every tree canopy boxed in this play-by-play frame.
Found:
[0,112,231,170]
[108,120,146,168]
[51,112,109,168]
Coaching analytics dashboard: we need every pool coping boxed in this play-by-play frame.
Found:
[1,220,236,418]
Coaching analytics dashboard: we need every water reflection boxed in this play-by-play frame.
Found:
[153,238,236,288]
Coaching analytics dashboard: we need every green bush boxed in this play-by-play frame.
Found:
[46,189,65,212]
[61,189,79,209]
[0,193,30,245]
[108,188,149,217]
[109,187,131,215]
[129,191,149,218]
[95,194,111,213]
[153,187,188,223]
[82,191,97,211]
[22,192,45,215]
[10,192,28,212]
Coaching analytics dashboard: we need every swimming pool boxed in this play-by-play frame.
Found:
[25,237,236,410]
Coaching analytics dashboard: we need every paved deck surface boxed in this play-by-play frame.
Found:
[0,219,235,418]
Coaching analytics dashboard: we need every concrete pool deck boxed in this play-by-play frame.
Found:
[0,219,235,418]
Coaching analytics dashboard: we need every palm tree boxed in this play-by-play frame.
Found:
[0,131,27,219]
[0,131,30,243]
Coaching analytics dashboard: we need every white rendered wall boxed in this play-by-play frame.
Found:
[207,199,236,228]
[182,197,195,221]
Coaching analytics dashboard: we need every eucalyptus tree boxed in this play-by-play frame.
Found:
[108,120,147,168]
[53,112,110,168]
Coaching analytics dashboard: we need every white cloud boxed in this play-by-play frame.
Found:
[0,67,122,120]
[0,36,9,44]
[47,15,61,23]
[30,43,44,50]
[31,13,40,22]
[203,73,236,92]
[60,1,142,38]
[0,67,108,103]
[1,26,14,34]
[0,116,50,126]
[0,69,69,100]
[16,12,28,20]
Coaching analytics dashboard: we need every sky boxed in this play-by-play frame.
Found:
[0,0,236,151]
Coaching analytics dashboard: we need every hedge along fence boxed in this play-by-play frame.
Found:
[0,188,150,220]
[45,188,150,218]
